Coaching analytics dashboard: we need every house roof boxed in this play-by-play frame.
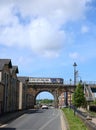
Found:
[0,59,12,70]
[11,66,19,74]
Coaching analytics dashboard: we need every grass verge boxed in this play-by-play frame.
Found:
[62,108,88,130]
[88,110,96,117]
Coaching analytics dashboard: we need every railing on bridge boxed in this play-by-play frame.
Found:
[64,81,74,85]
[64,80,96,102]
[28,77,96,87]
[84,84,96,101]
[83,81,96,85]
[64,80,96,86]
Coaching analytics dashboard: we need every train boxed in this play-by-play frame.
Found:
[29,77,64,84]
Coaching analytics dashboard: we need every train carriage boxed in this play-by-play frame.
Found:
[29,77,64,84]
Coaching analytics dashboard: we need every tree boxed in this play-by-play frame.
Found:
[72,83,86,108]
[36,99,53,104]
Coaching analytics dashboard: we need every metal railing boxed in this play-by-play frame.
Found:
[64,80,96,85]
[84,84,95,101]
[83,81,96,85]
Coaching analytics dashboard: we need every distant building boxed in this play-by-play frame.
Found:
[59,91,72,107]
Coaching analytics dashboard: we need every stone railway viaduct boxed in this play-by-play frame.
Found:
[27,82,76,108]
[0,59,96,114]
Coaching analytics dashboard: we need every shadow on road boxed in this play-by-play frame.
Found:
[26,109,43,114]
[0,128,15,130]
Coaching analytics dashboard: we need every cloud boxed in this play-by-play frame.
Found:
[16,0,90,22]
[28,18,65,56]
[0,0,92,58]
[69,52,79,59]
[81,25,89,33]
[69,52,85,62]
[0,17,65,57]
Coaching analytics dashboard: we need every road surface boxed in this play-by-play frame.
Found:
[0,108,64,130]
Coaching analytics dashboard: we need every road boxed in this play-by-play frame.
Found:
[0,108,64,130]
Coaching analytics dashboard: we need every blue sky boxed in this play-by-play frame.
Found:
[36,92,54,100]
[0,0,96,99]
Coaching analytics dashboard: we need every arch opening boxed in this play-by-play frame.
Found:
[35,91,54,108]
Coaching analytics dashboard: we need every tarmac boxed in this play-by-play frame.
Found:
[0,109,69,130]
[0,109,95,130]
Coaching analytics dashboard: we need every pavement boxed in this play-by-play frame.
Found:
[60,109,69,130]
[91,117,96,125]
[78,108,96,125]
[0,109,38,127]
[0,110,27,126]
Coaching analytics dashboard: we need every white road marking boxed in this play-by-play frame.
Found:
[0,124,8,128]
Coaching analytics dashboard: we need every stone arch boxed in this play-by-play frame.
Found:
[27,84,75,108]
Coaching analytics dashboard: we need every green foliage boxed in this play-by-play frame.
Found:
[72,83,86,108]
[91,99,96,105]
[36,99,53,104]
[62,108,88,130]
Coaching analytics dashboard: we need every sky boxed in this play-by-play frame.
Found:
[36,92,54,100]
[0,0,96,99]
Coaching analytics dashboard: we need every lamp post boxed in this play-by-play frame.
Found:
[69,78,72,107]
[70,78,72,85]
[73,62,77,85]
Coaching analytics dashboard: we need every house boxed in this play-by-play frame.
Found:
[18,77,29,110]
[0,59,12,113]
[0,59,19,114]
[10,66,19,111]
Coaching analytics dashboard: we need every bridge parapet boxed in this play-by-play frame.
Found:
[84,84,96,102]
[64,81,74,85]
[64,81,96,86]
[83,81,96,85]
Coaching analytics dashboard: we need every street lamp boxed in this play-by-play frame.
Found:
[69,78,72,85]
[69,78,72,107]
[73,62,77,85]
